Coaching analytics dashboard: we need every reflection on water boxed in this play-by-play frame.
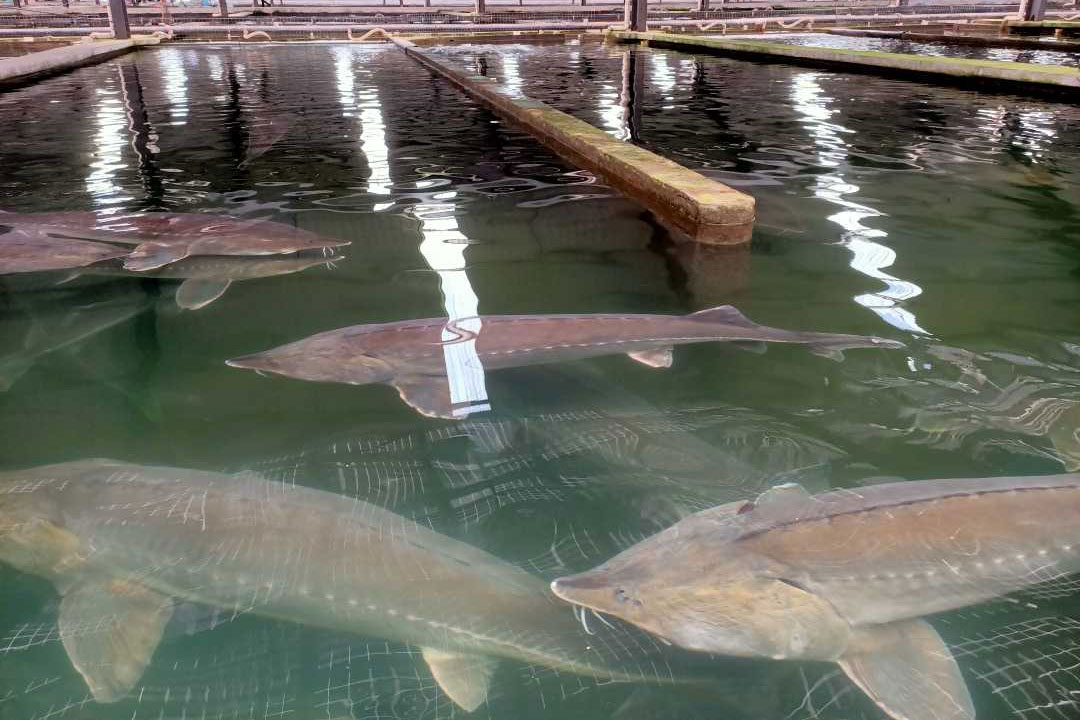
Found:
[2,41,1080,720]
[789,72,927,336]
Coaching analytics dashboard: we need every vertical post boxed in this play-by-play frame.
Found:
[624,0,646,31]
[475,0,484,12]
[696,0,708,11]
[13,0,21,8]
[219,0,228,18]
[108,0,131,39]
[1018,0,1046,21]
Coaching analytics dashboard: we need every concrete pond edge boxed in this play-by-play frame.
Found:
[392,36,756,246]
[612,31,1080,96]
[0,36,160,89]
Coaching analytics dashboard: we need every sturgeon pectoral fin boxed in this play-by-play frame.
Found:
[627,347,673,369]
[175,279,232,310]
[391,376,455,420]
[123,242,189,272]
[59,579,174,703]
[421,647,497,712]
[839,619,974,720]
[687,305,757,328]
[808,345,845,362]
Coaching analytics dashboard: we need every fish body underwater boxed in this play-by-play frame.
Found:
[0,459,702,710]
[226,306,903,418]
[551,474,1080,720]
[0,212,348,272]
[0,284,151,391]
[0,230,130,275]
[83,253,343,310]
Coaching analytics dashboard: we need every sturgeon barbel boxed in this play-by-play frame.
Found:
[227,306,904,418]
[552,474,1080,720]
[0,459,699,710]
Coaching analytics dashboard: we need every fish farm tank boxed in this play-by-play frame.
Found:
[1,5,1080,720]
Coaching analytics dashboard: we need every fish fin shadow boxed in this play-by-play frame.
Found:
[839,618,974,720]
[60,579,174,703]
[421,646,497,712]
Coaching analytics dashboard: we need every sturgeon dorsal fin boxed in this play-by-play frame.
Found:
[421,647,497,712]
[840,619,974,720]
[750,483,814,521]
[124,242,190,272]
[687,305,757,328]
[627,347,673,368]
[59,579,174,703]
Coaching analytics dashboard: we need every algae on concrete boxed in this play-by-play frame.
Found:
[393,37,756,246]
[612,31,1080,93]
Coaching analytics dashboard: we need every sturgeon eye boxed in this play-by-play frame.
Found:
[615,588,630,604]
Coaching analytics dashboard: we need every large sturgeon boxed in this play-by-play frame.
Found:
[226,307,904,419]
[551,474,1080,720]
[0,459,701,710]
[0,212,348,272]
[82,252,344,310]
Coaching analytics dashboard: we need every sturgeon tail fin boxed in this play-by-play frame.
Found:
[839,618,974,720]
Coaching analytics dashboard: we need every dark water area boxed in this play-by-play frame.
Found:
[0,41,1079,720]
[746,31,1080,68]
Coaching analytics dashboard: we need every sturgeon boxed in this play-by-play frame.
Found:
[0,459,700,710]
[0,212,348,272]
[84,252,344,310]
[226,307,904,419]
[551,474,1080,720]
[0,229,129,275]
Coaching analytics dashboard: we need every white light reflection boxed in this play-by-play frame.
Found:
[205,54,224,83]
[415,200,491,418]
[598,77,628,140]
[790,73,927,335]
[157,49,189,126]
[85,86,133,208]
[334,48,392,205]
[499,54,523,98]
[649,54,676,103]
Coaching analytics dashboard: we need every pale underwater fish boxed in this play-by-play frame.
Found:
[0,211,348,272]
[552,473,1080,720]
[0,284,151,391]
[0,459,709,711]
[81,252,344,310]
[0,225,129,275]
[226,306,904,419]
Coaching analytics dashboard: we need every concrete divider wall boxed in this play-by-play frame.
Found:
[613,31,1080,94]
[393,37,756,245]
[0,37,158,88]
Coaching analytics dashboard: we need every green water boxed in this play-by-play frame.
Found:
[1,41,1079,719]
